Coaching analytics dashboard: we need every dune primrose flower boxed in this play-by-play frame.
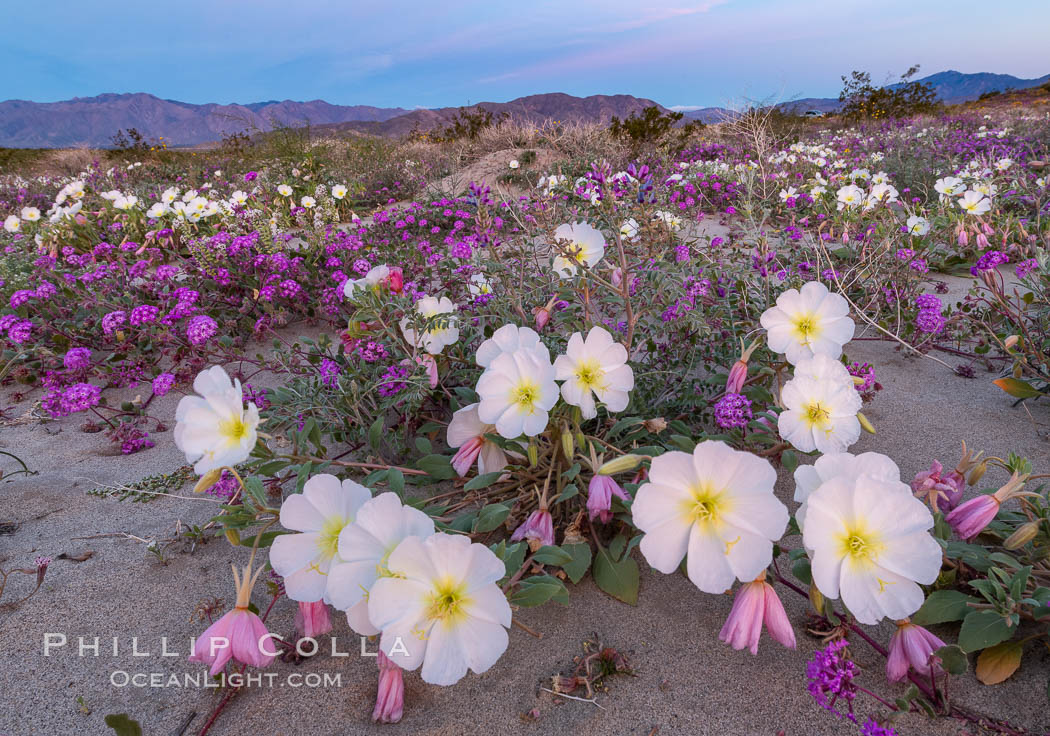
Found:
[760,281,855,364]
[553,326,634,420]
[174,366,260,475]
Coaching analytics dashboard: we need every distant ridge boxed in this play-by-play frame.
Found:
[1,70,1047,148]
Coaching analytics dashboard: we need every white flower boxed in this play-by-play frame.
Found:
[803,473,941,624]
[447,403,510,477]
[620,218,639,239]
[146,203,168,219]
[468,273,493,298]
[300,196,316,209]
[213,169,222,178]
[633,441,788,594]
[476,347,558,438]
[332,184,348,199]
[174,366,260,475]
[551,222,605,278]
[19,207,40,222]
[835,184,864,210]
[114,195,138,210]
[508,159,520,169]
[973,182,997,198]
[400,295,459,354]
[654,210,682,231]
[326,492,435,634]
[182,189,199,203]
[343,264,390,300]
[810,185,827,197]
[905,215,930,236]
[793,452,900,531]
[957,190,991,216]
[475,323,548,368]
[269,474,372,603]
[779,186,798,202]
[230,190,248,206]
[3,215,19,233]
[277,184,292,197]
[368,533,512,686]
[934,176,965,200]
[778,354,861,454]
[553,326,633,419]
[994,158,1013,171]
[188,197,209,216]
[760,281,855,364]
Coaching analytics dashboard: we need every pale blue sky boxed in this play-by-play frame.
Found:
[3,0,1047,108]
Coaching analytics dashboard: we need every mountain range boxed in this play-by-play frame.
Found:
[0,70,1047,149]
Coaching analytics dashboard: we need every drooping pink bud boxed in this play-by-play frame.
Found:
[387,267,404,294]
[611,267,623,287]
[975,233,990,249]
[719,580,796,655]
[726,361,748,394]
[587,475,629,523]
[451,437,483,477]
[886,621,945,681]
[981,222,994,236]
[373,650,405,724]
[958,228,968,246]
[189,607,276,676]
[533,307,550,331]
[295,600,333,639]
[510,508,555,548]
[417,354,439,388]
[944,494,999,540]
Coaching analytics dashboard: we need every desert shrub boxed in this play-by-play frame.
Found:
[838,65,940,121]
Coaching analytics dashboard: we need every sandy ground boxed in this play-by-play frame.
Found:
[0,310,1048,735]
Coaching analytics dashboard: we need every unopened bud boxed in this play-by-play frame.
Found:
[576,431,587,454]
[857,412,875,435]
[1004,335,1019,350]
[809,583,825,613]
[224,528,241,546]
[533,307,550,331]
[967,460,988,486]
[642,417,667,433]
[561,426,574,462]
[527,442,539,467]
[194,467,223,494]
[598,454,643,476]
[1003,520,1039,550]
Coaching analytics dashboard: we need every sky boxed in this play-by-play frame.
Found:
[3,0,1048,109]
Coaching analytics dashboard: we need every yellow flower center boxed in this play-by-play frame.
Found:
[681,484,729,527]
[791,313,821,344]
[802,401,831,430]
[512,380,540,414]
[425,578,469,623]
[837,523,883,567]
[316,515,348,562]
[574,359,605,391]
[218,416,248,446]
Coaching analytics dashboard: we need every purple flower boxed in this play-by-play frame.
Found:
[377,364,410,397]
[970,250,1008,275]
[10,289,35,308]
[7,319,32,344]
[1015,258,1039,278]
[859,719,898,736]
[916,309,946,334]
[186,315,217,346]
[244,171,258,182]
[806,640,858,719]
[102,310,127,335]
[847,362,878,395]
[714,393,752,429]
[63,347,92,371]
[915,294,942,310]
[152,372,176,396]
[129,304,160,327]
[318,358,340,387]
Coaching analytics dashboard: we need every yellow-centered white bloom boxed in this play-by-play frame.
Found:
[269,474,372,603]
[476,346,558,438]
[230,190,249,206]
[174,366,260,475]
[551,222,605,278]
[934,176,965,200]
[508,159,519,169]
[906,215,930,236]
[332,184,348,199]
[301,196,316,208]
[146,202,168,219]
[553,326,633,420]
[803,473,941,624]
[620,218,639,239]
[475,323,548,368]
[3,215,20,233]
[793,452,901,532]
[760,281,855,364]
[343,264,391,300]
[778,354,861,454]
[20,207,40,222]
[368,533,512,686]
[400,295,459,354]
[836,184,864,210]
[326,492,435,635]
[633,441,788,594]
[277,184,292,197]
[957,190,991,216]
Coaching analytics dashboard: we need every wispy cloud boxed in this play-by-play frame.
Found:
[585,2,729,33]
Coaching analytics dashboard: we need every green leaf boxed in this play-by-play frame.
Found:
[104,714,143,736]
[933,644,969,676]
[414,437,433,455]
[592,546,639,605]
[993,377,1045,399]
[368,416,384,449]
[510,575,569,607]
[792,557,812,585]
[781,450,798,473]
[464,471,503,491]
[554,483,578,503]
[386,468,405,495]
[473,503,511,533]
[532,545,573,566]
[912,590,981,625]
[958,610,1015,653]
[561,543,592,584]
[415,454,455,480]
[243,476,268,506]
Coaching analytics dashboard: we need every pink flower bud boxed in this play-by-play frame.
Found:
[910,460,964,513]
[510,509,555,548]
[945,494,999,540]
[417,354,439,388]
[976,233,990,249]
[533,307,550,331]
[611,267,623,287]
[958,228,968,246]
[718,580,796,655]
[373,650,405,723]
[188,607,276,676]
[726,360,748,394]
[886,621,945,681]
[587,475,629,523]
[387,267,404,294]
[295,600,332,639]
[451,436,483,477]
[981,223,994,236]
